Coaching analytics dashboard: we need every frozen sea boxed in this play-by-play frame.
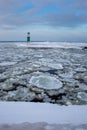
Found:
[0,42,87,105]
[0,42,87,129]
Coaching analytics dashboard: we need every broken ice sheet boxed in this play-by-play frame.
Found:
[29,75,63,90]
[77,92,87,102]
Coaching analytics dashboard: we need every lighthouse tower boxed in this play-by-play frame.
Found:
[27,32,30,42]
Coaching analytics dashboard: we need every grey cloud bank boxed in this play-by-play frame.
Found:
[0,0,87,28]
[0,0,87,41]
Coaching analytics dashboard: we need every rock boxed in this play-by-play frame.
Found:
[29,75,63,90]
[77,92,87,102]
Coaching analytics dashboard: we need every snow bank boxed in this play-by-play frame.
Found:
[0,102,87,125]
[17,42,87,49]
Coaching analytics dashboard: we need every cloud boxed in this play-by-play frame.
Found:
[1,25,17,30]
[44,12,87,28]
[0,0,40,28]
[71,0,87,9]
[0,0,87,30]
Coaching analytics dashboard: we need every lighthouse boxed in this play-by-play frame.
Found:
[27,32,30,42]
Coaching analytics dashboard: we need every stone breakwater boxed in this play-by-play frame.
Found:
[0,43,87,105]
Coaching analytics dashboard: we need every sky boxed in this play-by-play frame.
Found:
[0,0,87,42]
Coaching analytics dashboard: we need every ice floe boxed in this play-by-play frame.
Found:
[77,92,87,102]
[46,63,63,70]
[75,68,87,73]
[79,83,87,91]
[0,61,17,66]
[29,75,63,90]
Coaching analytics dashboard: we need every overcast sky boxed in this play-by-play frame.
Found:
[0,0,87,42]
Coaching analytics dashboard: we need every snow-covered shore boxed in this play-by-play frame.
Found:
[0,102,87,124]
[0,102,87,129]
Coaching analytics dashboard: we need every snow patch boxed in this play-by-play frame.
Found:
[16,42,87,49]
[0,102,87,124]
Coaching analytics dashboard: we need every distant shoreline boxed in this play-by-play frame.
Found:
[0,41,87,43]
